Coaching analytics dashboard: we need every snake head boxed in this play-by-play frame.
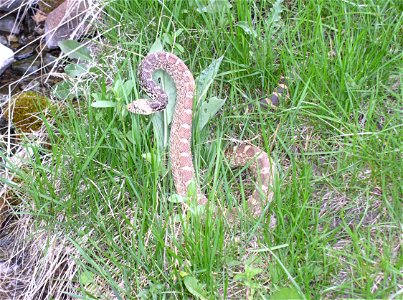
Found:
[127,99,166,115]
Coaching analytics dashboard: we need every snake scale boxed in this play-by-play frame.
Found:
[128,51,283,216]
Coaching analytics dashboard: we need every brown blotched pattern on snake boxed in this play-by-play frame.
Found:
[128,51,278,216]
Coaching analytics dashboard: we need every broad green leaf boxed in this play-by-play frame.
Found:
[195,56,223,104]
[154,70,176,125]
[186,180,198,198]
[234,273,247,281]
[225,259,241,267]
[91,101,116,108]
[270,0,284,24]
[245,265,263,278]
[183,276,209,300]
[139,41,173,151]
[151,113,165,151]
[52,81,74,100]
[196,0,231,13]
[174,29,184,38]
[123,80,135,97]
[168,194,187,203]
[162,32,172,46]
[137,289,149,299]
[125,130,135,145]
[141,153,153,163]
[113,79,135,99]
[174,43,185,54]
[58,40,91,61]
[265,0,284,34]
[198,96,225,130]
[149,38,164,53]
[188,203,206,216]
[236,21,258,38]
[138,283,164,299]
[91,92,103,101]
[64,63,88,77]
[235,264,263,281]
[162,30,185,54]
[113,78,123,94]
[269,287,303,300]
[180,271,189,277]
[150,65,176,150]
[79,270,95,286]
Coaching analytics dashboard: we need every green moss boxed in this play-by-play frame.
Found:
[4,91,50,132]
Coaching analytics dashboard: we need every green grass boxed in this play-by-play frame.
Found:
[3,0,402,298]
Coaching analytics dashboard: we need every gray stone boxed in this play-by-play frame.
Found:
[14,45,35,61]
[43,52,58,68]
[11,57,40,75]
[44,0,89,49]
[0,0,26,12]
[0,35,7,45]
[18,34,29,46]
[0,15,20,34]
[0,94,8,103]
[0,44,14,75]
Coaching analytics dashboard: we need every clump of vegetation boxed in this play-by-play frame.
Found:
[1,0,401,299]
[3,91,50,132]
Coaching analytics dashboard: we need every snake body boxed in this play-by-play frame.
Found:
[128,51,277,216]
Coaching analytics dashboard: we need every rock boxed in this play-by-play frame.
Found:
[0,35,7,45]
[0,15,20,34]
[18,78,42,93]
[0,0,27,12]
[11,57,40,75]
[44,52,58,68]
[0,44,14,75]
[14,45,35,61]
[44,0,89,49]
[18,34,29,45]
[0,94,8,103]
